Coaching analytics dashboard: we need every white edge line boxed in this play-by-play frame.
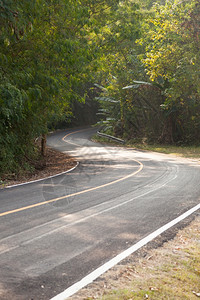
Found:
[5,127,88,189]
[5,162,79,189]
[50,202,200,300]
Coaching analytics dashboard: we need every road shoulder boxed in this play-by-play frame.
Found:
[0,147,76,189]
[68,215,200,299]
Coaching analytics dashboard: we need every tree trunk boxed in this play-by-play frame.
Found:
[41,134,47,157]
[159,115,174,144]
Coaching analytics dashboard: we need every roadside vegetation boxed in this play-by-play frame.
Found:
[1,0,199,180]
[127,144,200,159]
[93,134,200,160]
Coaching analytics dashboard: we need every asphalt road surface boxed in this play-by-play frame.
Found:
[0,127,200,300]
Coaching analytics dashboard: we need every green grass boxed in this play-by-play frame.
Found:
[92,134,125,146]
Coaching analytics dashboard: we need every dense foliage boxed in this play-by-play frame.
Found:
[0,0,119,175]
[97,0,200,145]
[0,0,199,177]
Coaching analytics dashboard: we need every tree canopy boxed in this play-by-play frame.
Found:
[96,0,200,144]
[0,0,120,175]
[0,0,199,177]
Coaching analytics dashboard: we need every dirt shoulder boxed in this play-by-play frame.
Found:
[0,147,77,189]
[69,215,200,300]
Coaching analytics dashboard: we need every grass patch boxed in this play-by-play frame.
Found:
[127,142,200,159]
[93,134,200,159]
[92,134,124,146]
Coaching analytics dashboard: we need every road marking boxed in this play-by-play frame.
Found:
[5,163,79,189]
[50,202,200,300]
[0,128,143,217]
[0,165,176,251]
[62,128,92,147]
[0,159,143,217]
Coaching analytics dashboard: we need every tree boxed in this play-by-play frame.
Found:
[0,0,121,176]
[92,0,144,136]
[140,0,200,143]
[96,0,200,144]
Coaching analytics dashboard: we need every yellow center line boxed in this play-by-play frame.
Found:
[62,128,91,146]
[0,129,144,217]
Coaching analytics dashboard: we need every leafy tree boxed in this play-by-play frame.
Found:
[0,0,121,176]
[140,0,200,143]
[96,0,200,145]
[93,0,143,135]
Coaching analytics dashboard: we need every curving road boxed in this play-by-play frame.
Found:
[0,127,200,300]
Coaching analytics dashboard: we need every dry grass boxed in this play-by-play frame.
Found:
[69,217,200,300]
[93,134,200,159]
[128,143,200,160]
